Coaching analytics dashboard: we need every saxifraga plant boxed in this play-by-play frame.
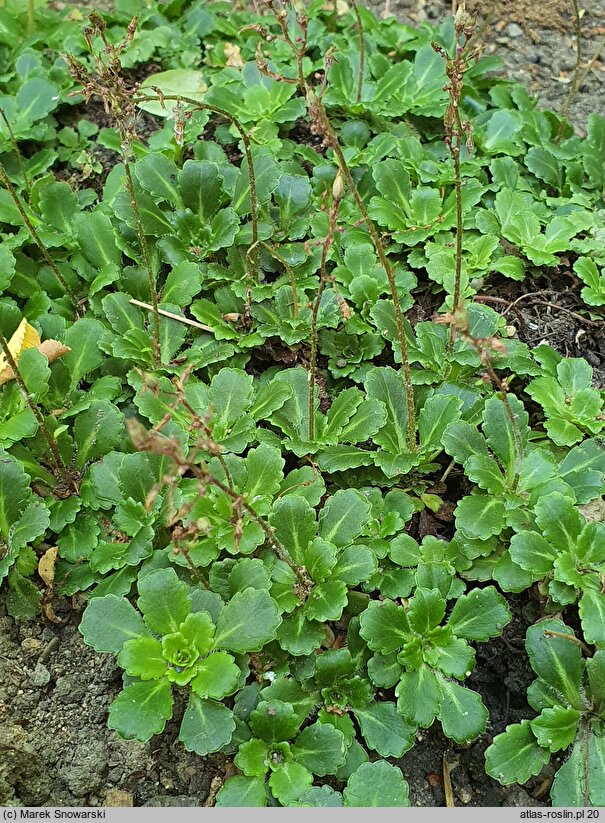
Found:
[432,3,480,351]
[67,15,162,368]
[257,0,418,451]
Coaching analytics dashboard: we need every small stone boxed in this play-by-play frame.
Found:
[21,638,43,654]
[458,787,473,804]
[525,48,540,63]
[506,23,524,38]
[585,351,601,367]
[28,663,51,687]
[145,796,204,807]
[104,788,133,807]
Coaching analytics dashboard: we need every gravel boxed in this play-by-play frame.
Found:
[367,0,605,131]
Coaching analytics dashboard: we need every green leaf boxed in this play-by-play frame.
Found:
[550,736,590,806]
[135,154,181,206]
[587,651,605,711]
[509,531,558,575]
[249,380,292,422]
[485,720,551,785]
[483,109,522,153]
[359,599,410,654]
[303,538,337,583]
[344,761,410,807]
[296,786,343,807]
[243,443,285,501]
[270,496,316,565]
[437,678,488,743]
[534,493,583,554]
[6,570,41,619]
[396,665,440,728]
[407,588,446,634]
[79,594,151,653]
[137,568,192,635]
[235,738,269,777]
[579,589,605,646]
[553,732,605,806]
[442,421,489,465]
[530,706,580,752]
[275,174,312,225]
[190,652,240,699]
[179,160,224,220]
[464,455,507,494]
[179,695,235,755]
[333,546,377,586]
[455,494,506,540]
[39,182,78,234]
[588,734,605,806]
[323,387,363,441]
[525,147,561,188]
[574,258,605,307]
[365,367,409,454]
[215,776,267,807]
[292,723,346,776]
[73,400,124,470]
[482,394,528,480]
[269,762,312,805]
[418,394,462,451]
[249,700,301,743]
[138,69,208,117]
[304,580,348,622]
[75,211,121,269]
[108,679,173,742]
[318,489,371,547]
[228,558,271,596]
[214,588,281,653]
[0,451,30,542]
[161,261,203,306]
[447,586,511,640]
[353,702,416,757]
[525,619,584,709]
[233,150,281,215]
[277,611,325,656]
[63,319,107,391]
[209,368,254,427]
[117,636,166,680]
[0,246,15,292]
[17,78,60,122]
[316,446,375,473]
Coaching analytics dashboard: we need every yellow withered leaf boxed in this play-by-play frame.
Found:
[0,318,71,387]
[38,546,58,588]
[224,43,244,69]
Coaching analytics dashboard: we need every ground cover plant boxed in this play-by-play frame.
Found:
[0,0,604,808]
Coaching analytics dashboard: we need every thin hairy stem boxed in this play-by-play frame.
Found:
[309,98,417,450]
[263,0,308,95]
[543,629,592,657]
[448,313,524,487]
[309,183,341,441]
[351,0,365,103]
[173,544,210,588]
[0,329,73,489]
[254,241,299,317]
[557,0,583,137]
[433,12,478,352]
[0,108,31,196]
[121,154,161,368]
[128,420,312,590]
[0,162,78,308]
